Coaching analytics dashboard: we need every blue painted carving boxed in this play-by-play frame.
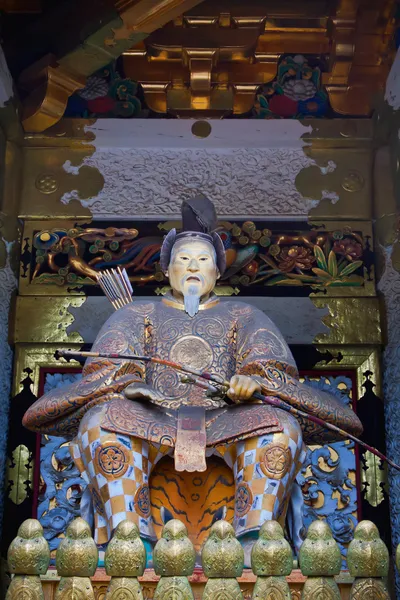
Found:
[298,375,357,565]
[38,373,85,551]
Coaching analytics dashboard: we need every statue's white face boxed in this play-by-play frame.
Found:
[167,239,219,311]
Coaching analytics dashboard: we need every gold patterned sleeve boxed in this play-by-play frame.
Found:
[235,305,363,443]
[22,305,146,438]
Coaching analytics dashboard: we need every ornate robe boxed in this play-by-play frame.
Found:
[23,295,362,447]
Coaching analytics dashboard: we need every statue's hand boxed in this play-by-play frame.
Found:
[227,375,261,404]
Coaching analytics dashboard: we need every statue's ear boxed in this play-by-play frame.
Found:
[216,267,221,280]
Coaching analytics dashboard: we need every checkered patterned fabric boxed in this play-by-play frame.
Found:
[71,408,306,544]
[72,409,173,544]
[231,424,306,536]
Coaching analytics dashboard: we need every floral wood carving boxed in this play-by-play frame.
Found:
[255,55,329,119]
[65,62,145,119]
[28,222,372,295]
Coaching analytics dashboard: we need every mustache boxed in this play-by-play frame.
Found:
[182,274,205,285]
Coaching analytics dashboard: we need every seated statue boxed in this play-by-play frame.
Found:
[23,195,362,563]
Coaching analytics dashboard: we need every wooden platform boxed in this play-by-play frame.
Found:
[41,567,355,599]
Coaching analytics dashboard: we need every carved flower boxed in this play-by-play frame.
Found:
[283,79,317,101]
[332,238,362,261]
[326,513,354,544]
[268,94,298,117]
[87,95,116,114]
[78,76,109,100]
[278,246,316,272]
[298,94,327,117]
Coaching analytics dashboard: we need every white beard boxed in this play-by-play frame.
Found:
[183,284,201,317]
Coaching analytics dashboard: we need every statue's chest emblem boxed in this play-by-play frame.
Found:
[170,335,214,371]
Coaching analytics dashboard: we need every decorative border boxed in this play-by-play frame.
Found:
[19,219,375,298]
[314,345,382,403]
[13,344,81,397]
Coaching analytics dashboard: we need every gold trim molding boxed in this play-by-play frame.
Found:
[19,56,86,133]
[13,344,81,396]
[314,345,382,403]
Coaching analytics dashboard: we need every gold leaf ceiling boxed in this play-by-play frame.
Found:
[0,0,397,128]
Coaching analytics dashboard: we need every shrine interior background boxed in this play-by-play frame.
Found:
[0,0,400,598]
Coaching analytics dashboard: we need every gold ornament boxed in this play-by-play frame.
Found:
[153,519,195,577]
[5,575,44,600]
[202,520,244,600]
[251,521,293,577]
[93,584,108,600]
[252,577,291,599]
[154,577,194,600]
[153,520,195,600]
[347,521,389,578]
[350,578,390,600]
[56,518,98,577]
[55,575,95,600]
[301,577,341,600]
[35,173,58,194]
[6,520,49,600]
[7,519,50,575]
[153,519,196,577]
[105,520,146,577]
[202,520,244,578]
[396,542,400,573]
[251,522,292,600]
[6,445,34,505]
[299,521,341,577]
[341,171,364,193]
[347,521,390,600]
[360,451,387,508]
[105,578,144,600]
[202,578,244,600]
